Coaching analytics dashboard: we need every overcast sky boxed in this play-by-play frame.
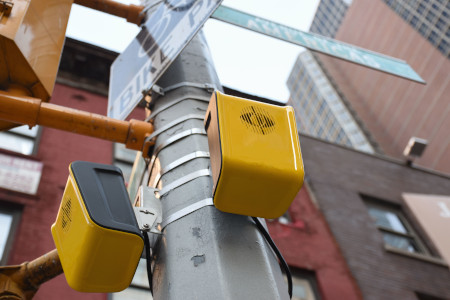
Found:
[66,0,320,103]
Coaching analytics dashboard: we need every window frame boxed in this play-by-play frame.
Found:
[113,143,138,184]
[0,125,41,156]
[363,195,430,256]
[109,258,151,300]
[0,203,22,265]
[290,268,322,300]
[416,291,447,300]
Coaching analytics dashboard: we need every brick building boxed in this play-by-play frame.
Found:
[297,134,450,300]
[0,39,143,300]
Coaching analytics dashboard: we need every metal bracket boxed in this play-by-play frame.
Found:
[133,186,162,234]
[151,85,165,96]
[134,207,157,232]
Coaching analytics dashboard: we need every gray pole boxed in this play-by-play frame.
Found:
[149,32,289,300]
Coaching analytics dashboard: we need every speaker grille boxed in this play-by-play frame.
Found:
[61,197,72,232]
[240,106,276,135]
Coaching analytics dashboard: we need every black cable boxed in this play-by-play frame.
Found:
[143,231,153,293]
[252,217,292,299]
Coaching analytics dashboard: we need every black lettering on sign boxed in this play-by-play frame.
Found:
[137,12,171,58]
[142,62,157,87]
[159,35,175,64]
[120,86,133,112]
[135,72,141,96]
[188,1,202,26]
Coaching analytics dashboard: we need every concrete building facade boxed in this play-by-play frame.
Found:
[288,0,450,173]
[315,0,450,173]
[309,0,352,38]
[287,51,375,153]
[381,0,450,58]
[288,0,378,154]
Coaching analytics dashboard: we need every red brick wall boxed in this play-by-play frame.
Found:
[3,84,113,299]
[299,134,450,299]
[3,83,144,299]
[317,0,450,173]
[268,187,363,300]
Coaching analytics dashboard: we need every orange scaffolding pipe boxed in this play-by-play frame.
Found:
[0,91,154,156]
[0,249,61,299]
[73,0,145,25]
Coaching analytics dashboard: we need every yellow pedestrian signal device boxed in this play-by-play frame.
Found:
[204,91,304,219]
[51,161,143,293]
[0,0,72,101]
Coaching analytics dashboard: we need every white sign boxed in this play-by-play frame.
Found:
[108,0,223,120]
[0,153,43,195]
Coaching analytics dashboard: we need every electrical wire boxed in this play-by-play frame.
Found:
[252,217,292,299]
[143,231,153,293]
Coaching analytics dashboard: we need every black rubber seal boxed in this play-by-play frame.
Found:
[70,161,142,239]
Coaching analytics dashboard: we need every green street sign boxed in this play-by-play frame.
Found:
[212,6,425,84]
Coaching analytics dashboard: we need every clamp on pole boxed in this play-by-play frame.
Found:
[133,186,162,249]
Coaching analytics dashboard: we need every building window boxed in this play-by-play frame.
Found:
[411,15,420,27]
[110,258,152,300]
[436,17,445,30]
[291,269,321,300]
[428,30,439,44]
[0,126,39,155]
[416,292,447,300]
[278,211,292,224]
[364,197,428,255]
[0,204,21,265]
[113,143,138,184]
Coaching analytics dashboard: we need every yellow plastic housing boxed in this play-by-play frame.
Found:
[0,0,73,100]
[205,91,304,219]
[51,163,143,293]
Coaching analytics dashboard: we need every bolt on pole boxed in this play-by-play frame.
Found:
[148,32,289,299]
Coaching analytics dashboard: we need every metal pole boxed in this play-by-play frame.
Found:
[150,32,289,299]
